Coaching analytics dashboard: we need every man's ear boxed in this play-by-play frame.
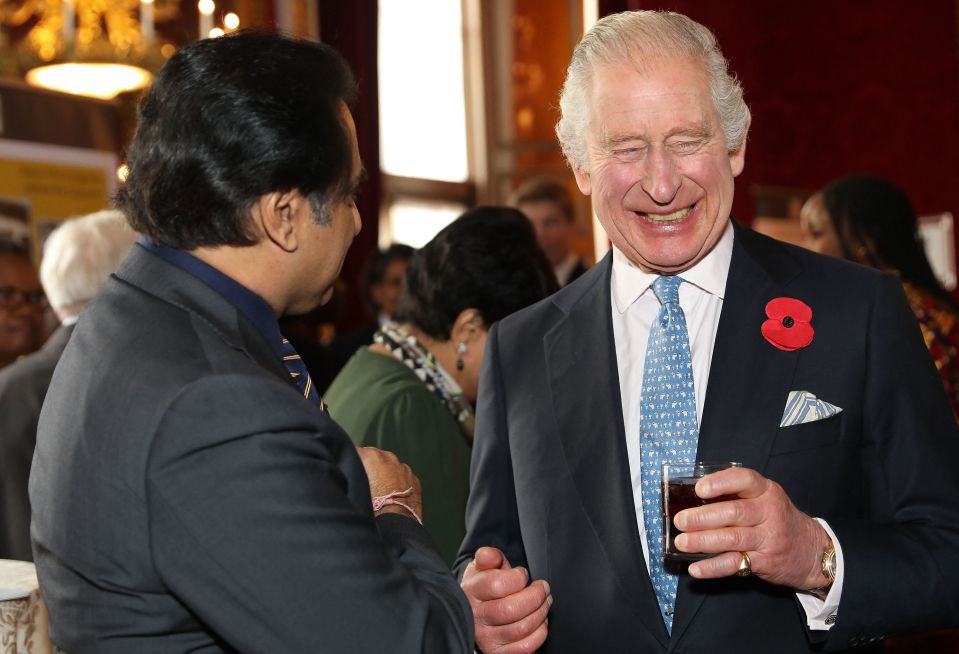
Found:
[254,190,302,253]
[572,166,592,196]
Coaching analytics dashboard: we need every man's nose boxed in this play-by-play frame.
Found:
[640,147,681,205]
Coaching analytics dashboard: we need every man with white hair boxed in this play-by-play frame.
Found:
[455,10,959,653]
[0,210,135,560]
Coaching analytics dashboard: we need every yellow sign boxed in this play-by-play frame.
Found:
[0,157,111,261]
[0,158,108,218]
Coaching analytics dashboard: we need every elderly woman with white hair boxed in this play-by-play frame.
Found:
[0,209,136,561]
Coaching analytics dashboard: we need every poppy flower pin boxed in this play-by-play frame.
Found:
[761,297,814,351]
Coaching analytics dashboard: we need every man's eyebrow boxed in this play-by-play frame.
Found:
[601,120,713,149]
[665,119,712,140]
[603,133,648,148]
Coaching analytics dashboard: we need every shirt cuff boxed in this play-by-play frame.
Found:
[795,518,843,630]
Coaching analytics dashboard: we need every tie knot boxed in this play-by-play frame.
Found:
[652,275,683,306]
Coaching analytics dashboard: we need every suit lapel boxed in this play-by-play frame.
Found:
[670,222,805,645]
[545,256,670,648]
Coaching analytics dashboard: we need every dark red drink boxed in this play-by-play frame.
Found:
[664,477,704,561]
[663,477,736,562]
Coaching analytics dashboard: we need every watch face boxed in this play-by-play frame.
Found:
[823,546,837,582]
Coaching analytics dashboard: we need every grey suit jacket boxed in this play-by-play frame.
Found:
[30,245,472,653]
[0,324,73,561]
[456,222,959,653]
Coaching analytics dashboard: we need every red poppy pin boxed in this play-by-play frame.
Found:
[761,297,814,351]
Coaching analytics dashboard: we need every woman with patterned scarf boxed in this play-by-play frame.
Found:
[325,206,557,565]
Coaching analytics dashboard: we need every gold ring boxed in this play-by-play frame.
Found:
[736,551,752,577]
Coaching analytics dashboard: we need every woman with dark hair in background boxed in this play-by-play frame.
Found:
[327,243,415,376]
[325,207,557,565]
[801,174,959,419]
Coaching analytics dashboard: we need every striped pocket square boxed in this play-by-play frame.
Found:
[780,390,842,427]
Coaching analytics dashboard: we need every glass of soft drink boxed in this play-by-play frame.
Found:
[662,461,743,562]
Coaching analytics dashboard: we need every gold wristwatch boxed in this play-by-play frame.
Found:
[808,537,836,599]
[821,537,837,585]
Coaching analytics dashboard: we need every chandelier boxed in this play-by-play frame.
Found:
[0,1,237,100]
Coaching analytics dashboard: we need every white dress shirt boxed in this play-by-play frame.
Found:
[609,221,841,629]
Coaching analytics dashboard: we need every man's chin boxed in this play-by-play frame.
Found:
[619,244,704,275]
[284,289,333,318]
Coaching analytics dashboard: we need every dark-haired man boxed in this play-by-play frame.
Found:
[30,31,471,653]
[513,178,587,287]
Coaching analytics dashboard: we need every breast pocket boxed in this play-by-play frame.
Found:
[769,412,842,455]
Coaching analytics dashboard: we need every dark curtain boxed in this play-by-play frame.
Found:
[318,0,381,332]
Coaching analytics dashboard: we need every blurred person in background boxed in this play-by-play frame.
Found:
[329,243,415,374]
[368,243,415,324]
[0,241,45,369]
[325,207,556,565]
[514,176,588,287]
[801,174,959,419]
[0,210,136,561]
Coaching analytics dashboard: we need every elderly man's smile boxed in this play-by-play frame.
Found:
[633,203,696,224]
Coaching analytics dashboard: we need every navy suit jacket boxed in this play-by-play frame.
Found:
[456,222,959,653]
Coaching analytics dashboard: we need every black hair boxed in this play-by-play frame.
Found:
[820,175,953,305]
[394,206,558,340]
[115,30,357,249]
[364,243,415,310]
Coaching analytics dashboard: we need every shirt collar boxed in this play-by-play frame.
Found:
[137,238,285,356]
[611,220,734,314]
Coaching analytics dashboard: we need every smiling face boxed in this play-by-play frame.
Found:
[572,56,746,273]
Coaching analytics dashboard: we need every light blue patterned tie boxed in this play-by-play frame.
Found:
[640,275,699,634]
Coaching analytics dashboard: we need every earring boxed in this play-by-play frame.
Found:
[456,342,467,371]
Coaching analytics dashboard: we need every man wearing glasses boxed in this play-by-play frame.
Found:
[0,241,44,370]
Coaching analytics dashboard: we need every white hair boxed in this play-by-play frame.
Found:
[556,10,750,171]
[40,210,137,317]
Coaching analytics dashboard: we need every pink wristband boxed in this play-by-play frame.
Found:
[371,487,423,525]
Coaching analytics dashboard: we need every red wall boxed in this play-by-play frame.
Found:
[319,0,381,331]
[603,1,959,222]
